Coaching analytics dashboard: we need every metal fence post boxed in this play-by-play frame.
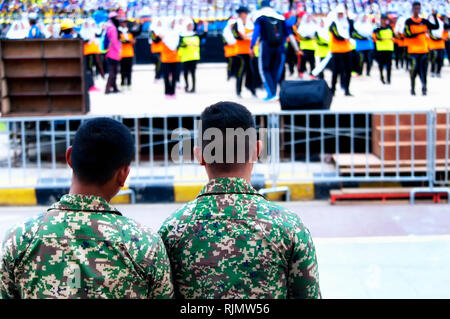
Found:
[410,109,450,204]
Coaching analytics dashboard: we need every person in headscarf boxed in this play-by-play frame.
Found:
[314,17,330,79]
[297,13,317,78]
[150,17,164,81]
[81,18,104,92]
[232,6,256,97]
[159,17,181,98]
[353,13,375,76]
[6,20,26,39]
[223,14,239,81]
[119,17,136,90]
[178,18,207,93]
[328,4,355,96]
[427,13,449,78]
[394,10,408,70]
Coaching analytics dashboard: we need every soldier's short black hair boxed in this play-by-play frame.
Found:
[412,1,421,7]
[200,101,257,172]
[71,117,135,185]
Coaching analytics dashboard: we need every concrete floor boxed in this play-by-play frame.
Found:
[88,61,450,116]
[1,201,450,299]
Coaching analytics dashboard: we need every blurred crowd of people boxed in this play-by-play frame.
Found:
[0,0,449,99]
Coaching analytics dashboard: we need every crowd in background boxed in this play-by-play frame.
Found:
[0,0,449,99]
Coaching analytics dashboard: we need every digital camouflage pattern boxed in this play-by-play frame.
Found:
[159,177,321,299]
[0,194,174,299]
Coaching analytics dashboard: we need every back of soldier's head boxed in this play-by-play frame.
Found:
[199,101,257,174]
[71,117,135,186]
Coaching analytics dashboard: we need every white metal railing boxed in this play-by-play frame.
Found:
[0,110,447,203]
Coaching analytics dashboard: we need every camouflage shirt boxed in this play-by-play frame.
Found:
[159,177,321,299]
[0,194,174,299]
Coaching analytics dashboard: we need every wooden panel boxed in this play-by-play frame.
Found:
[1,41,42,58]
[50,95,82,112]
[372,114,428,126]
[9,96,49,113]
[48,78,81,94]
[8,78,46,94]
[373,126,428,143]
[4,60,44,77]
[46,59,81,76]
[43,40,81,57]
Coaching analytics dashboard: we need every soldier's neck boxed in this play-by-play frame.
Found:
[69,179,115,202]
[207,170,252,185]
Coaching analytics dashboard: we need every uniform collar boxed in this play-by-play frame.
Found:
[197,177,261,198]
[48,194,122,215]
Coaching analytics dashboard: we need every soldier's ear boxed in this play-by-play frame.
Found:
[193,146,205,166]
[116,165,130,187]
[253,140,263,162]
[66,146,73,169]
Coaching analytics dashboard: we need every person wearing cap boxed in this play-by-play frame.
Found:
[329,4,355,96]
[60,18,75,38]
[119,18,136,90]
[232,6,257,97]
[250,0,300,101]
[404,2,439,96]
[373,14,395,84]
[104,11,122,94]
[27,12,44,39]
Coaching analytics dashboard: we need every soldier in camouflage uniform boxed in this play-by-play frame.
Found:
[159,101,320,299]
[0,118,173,299]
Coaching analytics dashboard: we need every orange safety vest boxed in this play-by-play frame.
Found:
[329,33,352,53]
[224,44,237,57]
[151,41,164,53]
[120,33,134,58]
[160,42,180,63]
[443,30,449,41]
[235,28,252,55]
[405,18,429,54]
[84,40,100,55]
[397,36,407,47]
[428,36,446,50]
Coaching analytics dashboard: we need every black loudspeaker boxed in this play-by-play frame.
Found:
[279,79,333,110]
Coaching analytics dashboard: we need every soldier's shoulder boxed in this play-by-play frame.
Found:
[158,199,198,241]
[1,212,45,257]
[256,198,305,232]
[161,199,198,227]
[115,214,161,245]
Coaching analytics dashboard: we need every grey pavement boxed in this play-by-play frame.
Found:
[1,201,450,298]
[88,62,450,116]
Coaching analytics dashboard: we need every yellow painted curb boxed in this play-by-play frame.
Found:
[174,183,204,202]
[264,181,315,201]
[358,182,403,188]
[0,188,37,206]
[111,186,131,204]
